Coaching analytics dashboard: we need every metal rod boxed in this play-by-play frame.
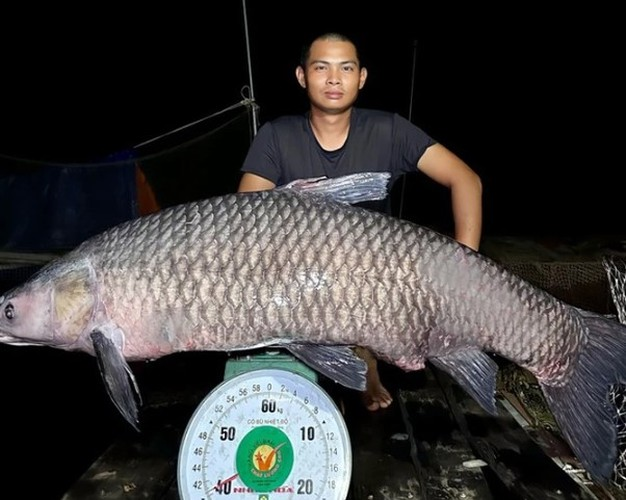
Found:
[242,0,259,136]
[398,40,419,219]
[408,39,418,123]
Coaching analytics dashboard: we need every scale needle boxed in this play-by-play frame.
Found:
[211,473,239,492]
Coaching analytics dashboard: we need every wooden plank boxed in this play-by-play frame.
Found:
[65,374,416,500]
[398,384,494,499]
[61,406,187,500]
[333,364,495,500]
[61,352,225,500]
[71,374,422,500]
[337,387,423,500]
[432,367,600,499]
[498,389,626,500]
[61,358,618,499]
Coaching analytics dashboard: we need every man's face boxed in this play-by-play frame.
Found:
[296,40,367,114]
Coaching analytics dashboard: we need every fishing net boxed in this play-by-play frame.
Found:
[602,254,626,489]
[0,102,254,254]
[482,237,616,315]
[487,239,626,488]
[604,255,626,324]
[502,260,612,313]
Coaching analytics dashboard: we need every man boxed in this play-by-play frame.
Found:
[238,32,482,411]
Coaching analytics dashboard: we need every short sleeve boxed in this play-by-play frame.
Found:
[240,122,281,184]
[392,113,437,173]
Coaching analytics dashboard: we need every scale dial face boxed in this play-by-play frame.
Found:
[177,368,352,500]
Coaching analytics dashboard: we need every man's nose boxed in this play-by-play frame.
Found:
[326,67,340,84]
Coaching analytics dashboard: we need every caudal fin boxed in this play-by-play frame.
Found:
[540,309,626,483]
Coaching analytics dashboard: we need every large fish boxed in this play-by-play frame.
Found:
[1,172,625,483]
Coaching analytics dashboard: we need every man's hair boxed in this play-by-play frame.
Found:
[299,32,361,67]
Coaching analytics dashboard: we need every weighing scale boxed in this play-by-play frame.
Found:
[177,351,353,499]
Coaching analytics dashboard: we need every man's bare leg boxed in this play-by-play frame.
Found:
[353,346,393,411]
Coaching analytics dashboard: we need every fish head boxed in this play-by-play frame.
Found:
[0,280,56,346]
[0,259,96,348]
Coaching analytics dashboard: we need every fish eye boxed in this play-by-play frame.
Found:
[4,303,14,320]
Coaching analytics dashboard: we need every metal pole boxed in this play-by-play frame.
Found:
[398,40,419,219]
[408,40,418,123]
[242,0,259,136]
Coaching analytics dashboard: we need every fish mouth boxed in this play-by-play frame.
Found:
[0,332,42,347]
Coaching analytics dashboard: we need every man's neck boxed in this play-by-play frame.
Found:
[308,107,353,151]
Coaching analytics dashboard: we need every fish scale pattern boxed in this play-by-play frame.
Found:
[68,189,583,380]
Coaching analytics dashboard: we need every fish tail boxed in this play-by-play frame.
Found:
[540,310,626,482]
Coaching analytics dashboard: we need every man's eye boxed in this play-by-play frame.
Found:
[5,303,14,320]
[343,66,354,72]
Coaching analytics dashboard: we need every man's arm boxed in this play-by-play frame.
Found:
[417,143,483,251]
[237,173,277,193]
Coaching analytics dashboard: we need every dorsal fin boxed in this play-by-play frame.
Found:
[277,172,391,204]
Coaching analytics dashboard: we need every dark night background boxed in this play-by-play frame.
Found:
[1,3,622,238]
[0,3,622,498]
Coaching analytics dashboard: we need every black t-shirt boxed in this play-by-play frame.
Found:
[240,107,437,213]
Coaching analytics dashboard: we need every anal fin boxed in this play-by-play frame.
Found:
[429,349,499,415]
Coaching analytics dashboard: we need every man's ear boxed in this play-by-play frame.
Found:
[359,67,368,90]
[295,66,306,88]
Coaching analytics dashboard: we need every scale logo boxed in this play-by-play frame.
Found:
[237,426,294,492]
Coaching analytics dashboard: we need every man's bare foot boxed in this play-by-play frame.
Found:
[362,371,393,411]
[353,346,393,411]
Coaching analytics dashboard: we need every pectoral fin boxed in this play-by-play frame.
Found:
[286,344,367,391]
[90,330,142,430]
[429,349,499,415]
